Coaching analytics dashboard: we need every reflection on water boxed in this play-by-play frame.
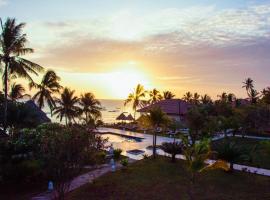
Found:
[98,127,181,160]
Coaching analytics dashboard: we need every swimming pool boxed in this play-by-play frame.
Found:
[98,127,180,160]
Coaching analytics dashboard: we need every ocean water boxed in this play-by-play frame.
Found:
[42,99,133,124]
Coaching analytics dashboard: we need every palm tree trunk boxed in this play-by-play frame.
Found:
[3,62,8,132]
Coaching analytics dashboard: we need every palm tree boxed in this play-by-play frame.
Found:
[227,93,236,103]
[53,88,80,125]
[148,88,162,104]
[124,84,145,120]
[163,91,175,100]
[147,107,170,159]
[218,92,228,102]
[183,92,193,103]
[31,70,62,114]
[0,18,43,131]
[192,92,200,105]
[250,89,259,104]
[80,92,102,124]
[242,78,254,97]
[200,94,212,104]
[8,83,28,101]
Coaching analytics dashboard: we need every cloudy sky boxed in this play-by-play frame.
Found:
[1,0,270,99]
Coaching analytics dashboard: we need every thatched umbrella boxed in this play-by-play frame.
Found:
[116,112,127,122]
[126,114,134,121]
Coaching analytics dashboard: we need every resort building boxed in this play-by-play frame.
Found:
[137,99,191,122]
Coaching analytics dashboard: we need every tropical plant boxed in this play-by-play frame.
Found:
[242,77,254,97]
[160,142,183,162]
[53,88,80,125]
[120,158,129,168]
[113,148,122,160]
[148,88,162,104]
[227,93,236,103]
[183,92,193,103]
[192,92,200,105]
[212,140,248,171]
[218,92,228,102]
[186,106,207,144]
[9,83,28,101]
[250,89,259,104]
[146,107,170,158]
[200,94,212,104]
[30,70,62,114]
[80,92,102,124]
[181,136,229,200]
[0,18,44,131]
[124,84,145,120]
[163,91,175,99]
[261,87,270,105]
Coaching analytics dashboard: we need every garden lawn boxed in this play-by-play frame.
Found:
[68,157,270,200]
[212,137,270,169]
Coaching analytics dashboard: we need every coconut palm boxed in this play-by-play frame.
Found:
[242,78,254,97]
[227,93,236,103]
[124,84,145,120]
[79,92,102,124]
[192,92,200,105]
[148,88,162,104]
[8,83,28,101]
[163,91,175,100]
[30,70,62,114]
[218,92,228,102]
[53,88,80,125]
[250,89,259,104]
[200,94,212,104]
[261,87,270,104]
[0,18,43,131]
[147,107,170,159]
[183,92,193,103]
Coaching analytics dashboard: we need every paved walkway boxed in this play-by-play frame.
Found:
[32,159,136,200]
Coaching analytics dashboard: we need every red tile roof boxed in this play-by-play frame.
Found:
[137,99,190,115]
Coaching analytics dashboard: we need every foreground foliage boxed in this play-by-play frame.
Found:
[68,157,270,200]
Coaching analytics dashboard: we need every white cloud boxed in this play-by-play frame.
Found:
[0,0,7,7]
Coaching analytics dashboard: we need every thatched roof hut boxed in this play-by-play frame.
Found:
[116,112,127,121]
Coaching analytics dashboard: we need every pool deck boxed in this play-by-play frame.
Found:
[98,127,270,177]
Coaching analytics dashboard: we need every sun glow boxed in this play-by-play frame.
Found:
[57,61,151,99]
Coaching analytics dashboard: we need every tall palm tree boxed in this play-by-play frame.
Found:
[163,91,175,100]
[53,88,80,125]
[9,82,28,101]
[80,92,102,124]
[242,78,254,97]
[147,107,170,159]
[148,88,162,104]
[183,92,193,103]
[30,70,62,114]
[193,92,200,105]
[124,84,145,120]
[200,94,212,104]
[0,18,43,131]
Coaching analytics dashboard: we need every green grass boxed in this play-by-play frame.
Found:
[68,157,270,200]
[212,137,270,169]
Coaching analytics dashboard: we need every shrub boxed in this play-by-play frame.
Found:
[160,142,183,162]
[120,158,128,167]
[113,148,122,160]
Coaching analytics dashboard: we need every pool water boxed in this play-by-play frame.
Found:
[99,128,181,160]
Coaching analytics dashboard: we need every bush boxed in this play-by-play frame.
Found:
[120,158,128,167]
[160,142,183,162]
[113,148,122,160]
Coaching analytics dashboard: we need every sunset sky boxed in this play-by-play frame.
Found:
[1,0,270,99]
